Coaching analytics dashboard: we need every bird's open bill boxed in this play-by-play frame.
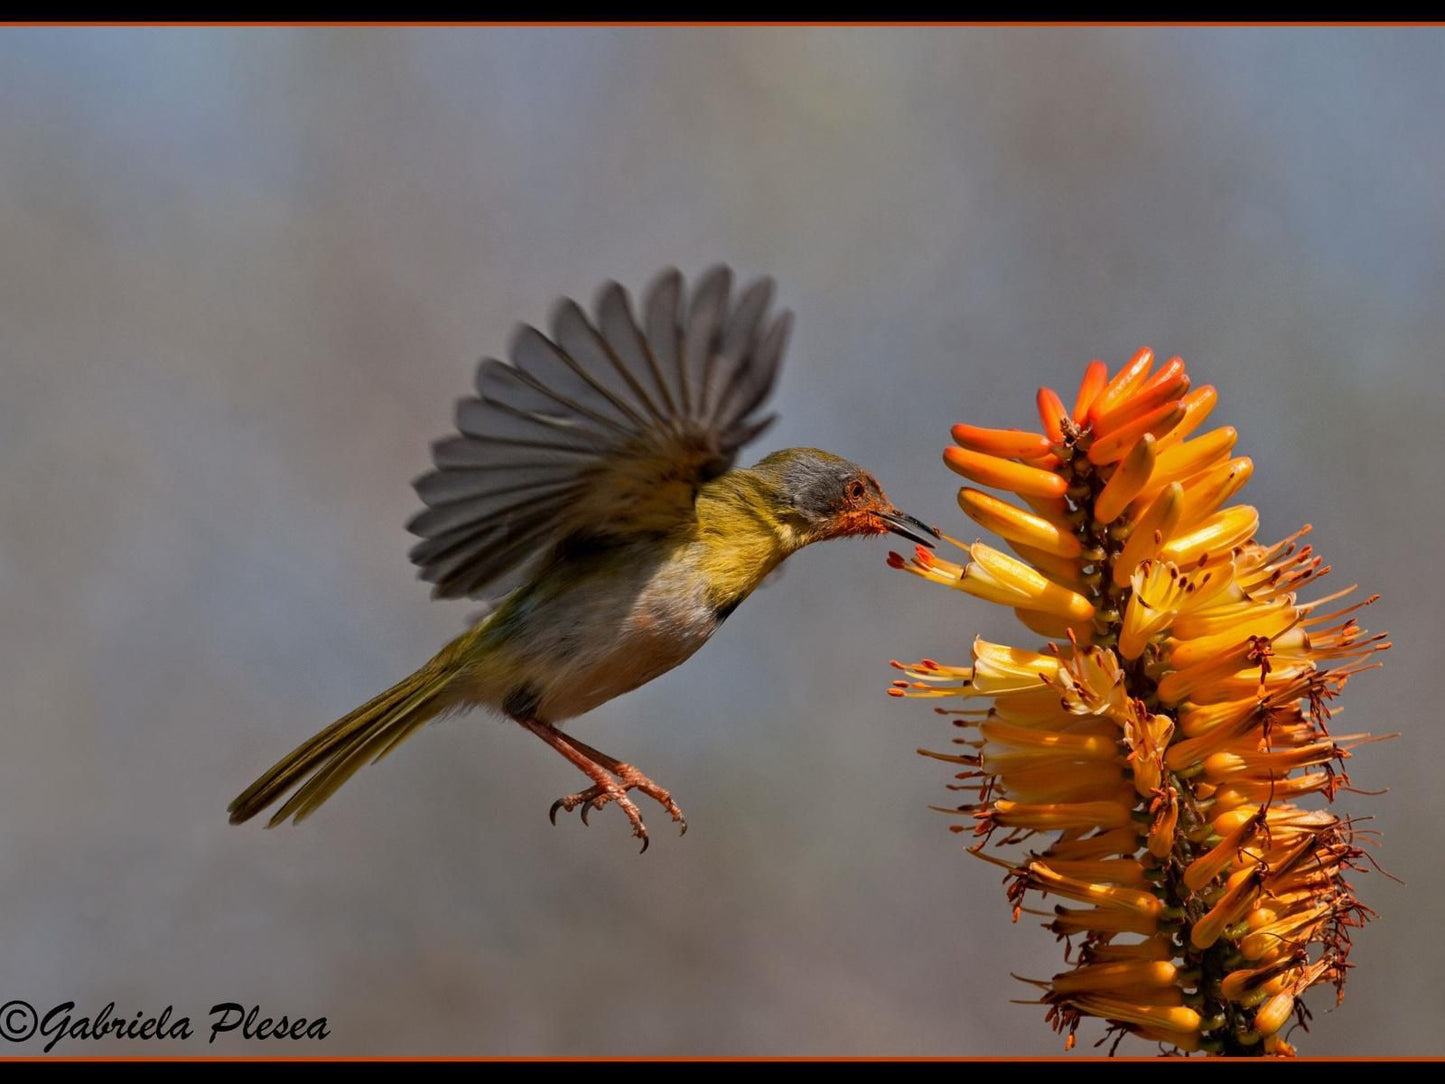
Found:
[879,510,941,548]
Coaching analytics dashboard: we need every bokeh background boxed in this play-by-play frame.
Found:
[2,26,1440,1056]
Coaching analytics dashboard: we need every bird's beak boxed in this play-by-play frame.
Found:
[877,509,940,548]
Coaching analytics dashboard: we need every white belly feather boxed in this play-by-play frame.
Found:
[480,547,729,723]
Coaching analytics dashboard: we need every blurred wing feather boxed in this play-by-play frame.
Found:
[408,265,790,599]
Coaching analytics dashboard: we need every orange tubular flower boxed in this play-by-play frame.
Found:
[890,352,1388,1057]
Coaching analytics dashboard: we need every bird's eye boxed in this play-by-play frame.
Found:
[848,480,865,502]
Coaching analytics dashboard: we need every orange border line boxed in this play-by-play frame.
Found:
[4,1055,1444,1062]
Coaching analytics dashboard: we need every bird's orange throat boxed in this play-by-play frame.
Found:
[826,508,890,541]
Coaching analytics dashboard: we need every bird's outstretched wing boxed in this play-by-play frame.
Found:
[407,266,792,600]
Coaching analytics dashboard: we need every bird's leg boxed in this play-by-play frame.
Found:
[562,733,688,836]
[516,719,646,842]
[516,719,683,851]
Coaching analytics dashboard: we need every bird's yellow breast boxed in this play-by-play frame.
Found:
[690,480,795,615]
[451,473,795,724]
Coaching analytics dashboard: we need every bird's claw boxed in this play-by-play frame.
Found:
[547,763,686,852]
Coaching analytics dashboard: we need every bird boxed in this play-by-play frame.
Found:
[227,265,938,850]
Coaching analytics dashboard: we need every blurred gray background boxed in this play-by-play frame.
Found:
[1,26,1439,1056]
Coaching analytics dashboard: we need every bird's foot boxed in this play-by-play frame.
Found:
[548,763,687,853]
[518,719,686,853]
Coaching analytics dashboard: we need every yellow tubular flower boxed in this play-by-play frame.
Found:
[1151,385,1220,453]
[1175,458,1254,529]
[890,352,1388,1057]
[1088,348,1156,421]
[959,488,1084,558]
[963,542,1097,622]
[1091,356,1190,435]
[944,445,1068,498]
[1114,484,1185,588]
[1049,959,1180,995]
[1094,434,1158,525]
[1157,505,1261,566]
[1128,425,1238,515]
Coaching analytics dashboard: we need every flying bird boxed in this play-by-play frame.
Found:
[228,266,938,849]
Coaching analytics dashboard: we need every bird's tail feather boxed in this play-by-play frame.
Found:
[228,656,462,828]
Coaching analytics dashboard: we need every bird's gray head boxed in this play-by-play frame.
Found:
[752,448,939,549]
